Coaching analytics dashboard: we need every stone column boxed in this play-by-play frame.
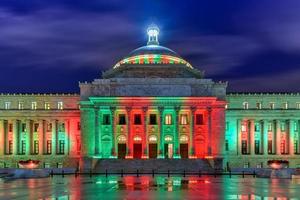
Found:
[51,120,57,155]
[126,107,132,157]
[13,119,19,155]
[0,120,4,156]
[38,120,44,155]
[94,109,100,155]
[158,106,164,158]
[263,120,269,155]
[190,106,196,156]
[110,106,116,157]
[275,120,281,155]
[207,107,212,155]
[289,120,295,155]
[174,106,180,158]
[249,120,255,155]
[143,107,148,158]
[25,120,31,155]
[237,119,241,155]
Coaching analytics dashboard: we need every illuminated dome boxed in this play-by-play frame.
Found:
[113,24,193,69]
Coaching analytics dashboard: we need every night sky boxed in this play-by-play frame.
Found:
[1,0,300,93]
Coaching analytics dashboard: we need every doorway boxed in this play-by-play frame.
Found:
[180,143,188,159]
[164,143,173,158]
[118,143,126,159]
[133,143,142,159]
[149,143,157,158]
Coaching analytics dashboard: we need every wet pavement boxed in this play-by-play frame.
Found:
[0,175,300,199]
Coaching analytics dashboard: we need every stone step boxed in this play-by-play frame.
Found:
[93,159,213,173]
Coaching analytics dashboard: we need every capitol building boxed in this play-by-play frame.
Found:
[0,25,300,170]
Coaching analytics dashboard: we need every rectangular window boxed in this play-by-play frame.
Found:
[18,102,24,110]
[31,102,37,110]
[255,140,260,154]
[46,140,52,154]
[256,102,261,109]
[225,139,229,151]
[118,114,126,125]
[165,114,172,125]
[21,123,26,132]
[195,114,204,125]
[59,123,65,132]
[57,101,63,110]
[280,140,286,154]
[268,123,272,131]
[134,114,142,125]
[102,114,110,125]
[20,140,26,155]
[243,102,249,109]
[8,140,13,154]
[297,103,300,109]
[225,122,229,131]
[45,102,51,110]
[77,122,81,130]
[58,140,65,154]
[268,140,273,154]
[254,123,260,132]
[294,141,298,154]
[8,123,13,132]
[34,140,39,154]
[241,140,248,154]
[34,123,39,132]
[149,114,157,125]
[180,114,188,125]
[283,102,288,109]
[241,124,246,132]
[76,135,81,153]
[5,102,11,110]
[47,123,52,132]
[269,102,275,109]
[280,123,285,131]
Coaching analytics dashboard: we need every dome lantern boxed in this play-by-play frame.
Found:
[147,24,160,45]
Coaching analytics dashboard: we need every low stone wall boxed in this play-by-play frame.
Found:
[93,159,214,173]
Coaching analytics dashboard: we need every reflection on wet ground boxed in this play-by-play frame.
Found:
[0,175,300,199]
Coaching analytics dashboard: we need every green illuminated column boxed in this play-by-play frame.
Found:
[95,109,100,155]
[25,120,31,155]
[110,106,116,157]
[190,107,196,156]
[66,120,70,155]
[158,106,164,158]
[38,120,44,155]
[80,108,95,156]
[126,107,132,156]
[207,108,212,155]
[289,120,295,155]
[13,119,19,155]
[51,120,57,155]
[174,106,180,158]
[263,120,268,155]
[249,120,255,155]
[237,119,241,155]
[275,120,281,155]
[143,107,148,157]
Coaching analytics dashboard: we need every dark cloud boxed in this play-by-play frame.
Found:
[0,1,300,93]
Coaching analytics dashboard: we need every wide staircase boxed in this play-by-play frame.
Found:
[93,159,214,173]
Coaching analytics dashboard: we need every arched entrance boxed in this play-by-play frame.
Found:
[117,135,127,159]
[164,135,173,159]
[133,135,142,159]
[179,135,189,159]
[148,135,158,158]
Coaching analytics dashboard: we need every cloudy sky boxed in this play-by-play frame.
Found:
[1,0,300,93]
